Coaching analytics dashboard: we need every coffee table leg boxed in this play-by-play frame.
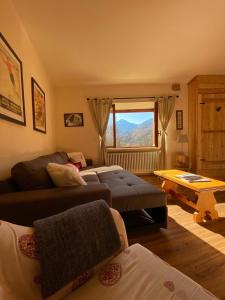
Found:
[194,191,219,222]
[162,180,178,194]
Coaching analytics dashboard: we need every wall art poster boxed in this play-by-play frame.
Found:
[0,33,26,125]
[31,77,46,133]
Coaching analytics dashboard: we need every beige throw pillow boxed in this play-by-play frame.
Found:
[68,152,87,168]
[47,163,87,187]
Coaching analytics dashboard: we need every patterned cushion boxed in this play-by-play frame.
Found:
[0,208,128,300]
[0,220,41,300]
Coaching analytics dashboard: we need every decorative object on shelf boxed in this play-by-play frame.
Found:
[31,77,46,134]
[0,32,26,125]
[64,113,84,127]
[176,110,183,130]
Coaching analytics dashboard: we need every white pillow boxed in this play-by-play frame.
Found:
[0,220,42,300]
[0,209,128,300]
[47,163,87,187]
[68,152,87,168]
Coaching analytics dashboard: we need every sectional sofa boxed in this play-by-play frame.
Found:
[0,152,167,228]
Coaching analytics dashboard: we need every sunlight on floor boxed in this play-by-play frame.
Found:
[168,202,225,255]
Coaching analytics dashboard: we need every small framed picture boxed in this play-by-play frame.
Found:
[176,110,183,130]
[64,113,84,127]
[31,77,46,134]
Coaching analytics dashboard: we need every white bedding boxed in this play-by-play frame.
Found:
[64,243,219,300]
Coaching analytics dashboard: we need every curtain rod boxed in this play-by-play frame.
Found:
[87,95,179,100]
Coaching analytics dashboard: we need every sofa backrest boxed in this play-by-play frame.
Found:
[11,152,69,191]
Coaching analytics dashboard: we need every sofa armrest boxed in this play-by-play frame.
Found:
[0,183,111,226]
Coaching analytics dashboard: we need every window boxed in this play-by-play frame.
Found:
[105,102,158,148]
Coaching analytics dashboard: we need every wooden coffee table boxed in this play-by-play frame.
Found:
[154,169,225,222]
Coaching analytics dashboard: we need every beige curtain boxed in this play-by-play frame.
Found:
[88,98,112,164]
[158,96,176,169]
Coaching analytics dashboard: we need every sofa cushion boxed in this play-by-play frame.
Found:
[68,152,87,168]
[11,152,69,191]
[81,172,100,185]
[65,243,218,300]
[0,208,128,300]
[47,163,87,187]
[97,170,166,211]
[0,220,42,300]
[0,178,18,194]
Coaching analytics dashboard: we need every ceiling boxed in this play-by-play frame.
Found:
[12,0,225,86]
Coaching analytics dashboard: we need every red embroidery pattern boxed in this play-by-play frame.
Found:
[99,263,121,286]
[72,270,93,290]
[18,233,38,259]
[164,280,175,292]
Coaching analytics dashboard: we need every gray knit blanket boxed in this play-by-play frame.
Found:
[33,200,121,298]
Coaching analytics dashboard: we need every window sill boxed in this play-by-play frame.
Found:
[106,147,161,153]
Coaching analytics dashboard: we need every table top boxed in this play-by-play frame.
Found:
[154,169,225,192]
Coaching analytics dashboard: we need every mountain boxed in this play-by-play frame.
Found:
[116,118,153,147]
[116,119,138,135]
[106,118,154,147]
[138,118,153,128]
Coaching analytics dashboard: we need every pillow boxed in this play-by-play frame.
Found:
[71,161,82,170]
[0,209,128,300]
[0,220,42,300]
[47,163,87,187]
[68,152,87,168]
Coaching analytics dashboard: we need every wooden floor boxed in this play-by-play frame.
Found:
[129,175,225,300]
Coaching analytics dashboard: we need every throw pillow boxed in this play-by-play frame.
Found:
[71,161,82,170]
[0,209,128,300]
[47,163,87,187]
[0,220,42,300]
[68,152,87,168]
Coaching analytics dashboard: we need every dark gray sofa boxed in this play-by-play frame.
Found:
[0,152,167,229]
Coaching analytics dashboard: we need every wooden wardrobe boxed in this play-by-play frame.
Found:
[188,75,225,180]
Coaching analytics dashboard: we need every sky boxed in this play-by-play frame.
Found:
[109,112,153,124]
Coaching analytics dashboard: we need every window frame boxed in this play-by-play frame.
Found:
[107,102,158,148]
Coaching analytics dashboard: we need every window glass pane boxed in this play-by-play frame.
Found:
[116,112,154,147]
[105,113,114,146]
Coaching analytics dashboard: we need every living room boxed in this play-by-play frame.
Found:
[1,0,225,299]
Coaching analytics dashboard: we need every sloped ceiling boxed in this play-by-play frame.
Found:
[12,0,225,86]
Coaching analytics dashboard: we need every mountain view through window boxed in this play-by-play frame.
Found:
[106,111,154,147]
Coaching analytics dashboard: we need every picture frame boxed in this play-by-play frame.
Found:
[64,113,84,127]
[176,110,183,130]
[0,32,26,125]
[31,77,46,134]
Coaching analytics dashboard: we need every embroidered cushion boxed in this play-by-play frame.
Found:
[0,209,128,300]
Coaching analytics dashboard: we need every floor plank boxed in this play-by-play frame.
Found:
[129,175,225,300]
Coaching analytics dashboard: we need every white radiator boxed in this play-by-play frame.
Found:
[106,150,161,174]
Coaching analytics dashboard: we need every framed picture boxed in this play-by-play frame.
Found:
[64,113,84,127]
[31,77,46,133]
[0,33,26,125]
[176,110,183,130]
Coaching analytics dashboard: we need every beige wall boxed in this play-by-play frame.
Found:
[0,0,56,179]
[55,83,188,168]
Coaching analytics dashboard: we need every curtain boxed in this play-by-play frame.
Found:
[158,96,176,169]
[88,98,112,164]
